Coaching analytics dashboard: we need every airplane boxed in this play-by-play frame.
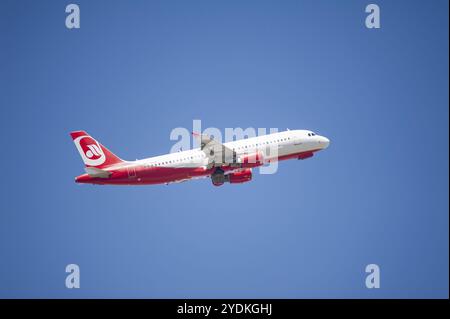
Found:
[70,129,330,186]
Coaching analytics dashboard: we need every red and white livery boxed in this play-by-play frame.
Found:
[70,129,330,186]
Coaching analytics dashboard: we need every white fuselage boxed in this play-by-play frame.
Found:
[136,130,330,169]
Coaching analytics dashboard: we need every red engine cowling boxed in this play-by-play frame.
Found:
[239,152,264,168]
[227,169,252,184]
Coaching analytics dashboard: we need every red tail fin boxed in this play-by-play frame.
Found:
[70,131,124,168]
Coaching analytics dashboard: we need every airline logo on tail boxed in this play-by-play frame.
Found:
[73,135,106,166]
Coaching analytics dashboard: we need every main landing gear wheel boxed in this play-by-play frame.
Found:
[211,168,226,186]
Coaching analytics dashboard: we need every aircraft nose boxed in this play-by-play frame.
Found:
[319,136,330,149]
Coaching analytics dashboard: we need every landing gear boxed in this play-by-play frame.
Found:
[211,168,227,186]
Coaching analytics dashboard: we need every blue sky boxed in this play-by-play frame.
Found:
[0,0,448,298]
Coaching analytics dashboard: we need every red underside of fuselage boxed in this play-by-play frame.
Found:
[75,149,321,185]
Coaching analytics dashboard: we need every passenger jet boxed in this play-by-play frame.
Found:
[71,130,330,186]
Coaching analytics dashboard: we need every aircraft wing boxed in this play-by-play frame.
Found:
[192,132,237,168]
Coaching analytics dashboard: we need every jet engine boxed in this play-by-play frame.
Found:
[211,168,252,186]
[226,169,252,184]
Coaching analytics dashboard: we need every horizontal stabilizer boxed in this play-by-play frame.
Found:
[84,167,111,178]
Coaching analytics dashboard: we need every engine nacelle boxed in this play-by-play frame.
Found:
[227,169,252,184]
[238,152,264,168]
